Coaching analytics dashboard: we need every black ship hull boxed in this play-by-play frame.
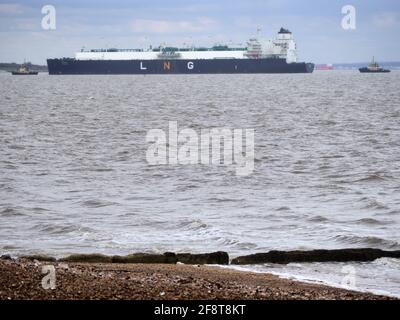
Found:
[47,58,314,75]
[359,67,390,73]
[11,72,38,75]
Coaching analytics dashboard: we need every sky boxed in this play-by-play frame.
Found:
[0,0,399,64]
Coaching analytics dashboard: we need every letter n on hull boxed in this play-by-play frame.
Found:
[164,61,171,72]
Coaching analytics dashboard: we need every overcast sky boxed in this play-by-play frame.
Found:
[0,0,399,64]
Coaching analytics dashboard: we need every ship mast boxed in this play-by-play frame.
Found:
[256,26,262,38]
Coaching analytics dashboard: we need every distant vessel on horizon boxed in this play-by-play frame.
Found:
[359,57,390,73]
[11,64,38,75]
[315,64,334,71]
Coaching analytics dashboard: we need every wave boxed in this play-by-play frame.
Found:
[177,219,209,231]
[333,234,400,249]
[274,206,291,212]
[373,257,400,268]
[90,168,114,172]
[31,223,94,235]
[214,237,258,250]
[0,207,25,217]
[28,223,113,241]
[360,199,389,210]
[355,173,389,183]
[355,218,388,225]
[207,197,244,203]
[80,199,118,208]
[307,215,330,223]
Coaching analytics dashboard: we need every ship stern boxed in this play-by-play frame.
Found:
[305,63,315,73]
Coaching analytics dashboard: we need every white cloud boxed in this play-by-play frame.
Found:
[0,3,26,15]
[155,3,221,14]
[372,12,400,28]
[131,17,217,34]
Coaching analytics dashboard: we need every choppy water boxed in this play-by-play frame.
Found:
[1,71,400,296]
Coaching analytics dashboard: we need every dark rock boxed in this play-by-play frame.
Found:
[1,254,12,260]
[112,252,177,264]
[60,254,112,263]
[176,252,229,265]
[231,248,400,265]
[20,255,56,262]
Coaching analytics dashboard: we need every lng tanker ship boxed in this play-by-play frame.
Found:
[47,28,314,75]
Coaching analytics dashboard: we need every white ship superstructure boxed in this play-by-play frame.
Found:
[75,48,246,60]
[75,28,299,63]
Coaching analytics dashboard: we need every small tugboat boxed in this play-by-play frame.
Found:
[11,64,38,75]
[359,57,390,73]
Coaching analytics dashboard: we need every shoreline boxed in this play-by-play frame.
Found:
[0,258,395,300]
[218,264,399,299]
